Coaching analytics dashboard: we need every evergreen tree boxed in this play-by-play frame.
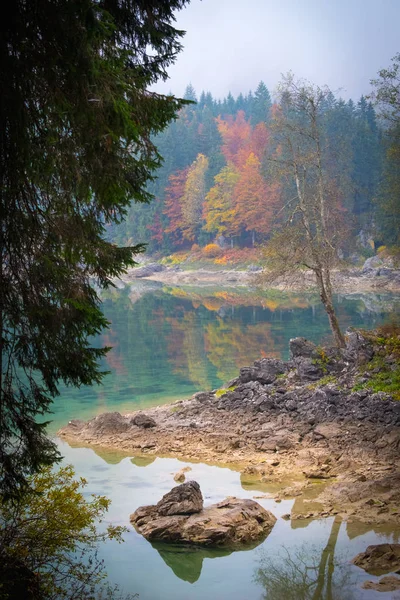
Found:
[0,0,189,495]
[251,81,272,125]
[370,53,400,244]
[184,83,198,102]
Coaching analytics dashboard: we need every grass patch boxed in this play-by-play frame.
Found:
[353,324,400,400]
[215,385,236,397]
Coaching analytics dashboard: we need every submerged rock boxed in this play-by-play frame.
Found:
[130,482,276,547]
[362,575,400,592]
[352,544,400,576]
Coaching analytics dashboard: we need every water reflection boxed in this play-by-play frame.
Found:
[254,517,358,600]
[50,285,399,433]
[152,543,235,583]
[57,442,400,599]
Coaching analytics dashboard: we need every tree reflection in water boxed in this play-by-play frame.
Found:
[254,516,359,600]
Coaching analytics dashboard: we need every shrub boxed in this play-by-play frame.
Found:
[202,243,222,258]
[0,466,132,600]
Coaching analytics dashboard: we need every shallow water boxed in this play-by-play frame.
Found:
[54,284,400,599]
[59,440,400,600]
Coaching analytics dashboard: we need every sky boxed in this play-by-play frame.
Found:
[154,0,400,102]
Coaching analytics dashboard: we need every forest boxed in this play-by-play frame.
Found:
[108,79,397,255]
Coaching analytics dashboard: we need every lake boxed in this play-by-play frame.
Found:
[54,283,400,599]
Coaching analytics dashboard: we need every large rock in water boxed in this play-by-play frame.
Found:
[352,544,400,576]
[157,481,203,516]
[130,481,276,547]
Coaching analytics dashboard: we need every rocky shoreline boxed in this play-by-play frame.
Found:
[59,329,400,525]
[121,259,400,293]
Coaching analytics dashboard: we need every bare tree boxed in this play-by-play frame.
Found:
[260,74,349,347]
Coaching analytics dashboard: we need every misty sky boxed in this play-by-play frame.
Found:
[154,0,399,102]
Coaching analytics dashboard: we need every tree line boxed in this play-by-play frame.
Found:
[108,79,395,253]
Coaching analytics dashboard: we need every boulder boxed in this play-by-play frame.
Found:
[295,358,325,381]
[239,358,287,384]
[130,483,276,547]
[131,413,156,429]
[173,466,192,483]
[131,263,166,278]
[289,337,318,359]
[352,544,400,576]
[343,330,374,365]
[157,481,203,516]
[89,412,130,435]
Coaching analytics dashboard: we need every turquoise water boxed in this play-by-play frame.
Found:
[50,284,399,433]
[54,284,400,599]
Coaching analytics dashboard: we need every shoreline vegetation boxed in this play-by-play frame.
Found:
[119,251,400,294]
[59,325,400,528]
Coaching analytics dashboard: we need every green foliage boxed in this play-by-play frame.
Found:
[312,347,330,374]
[0,466,131,600]
[353,324,400,400]
[0,0,189,495]
[371,54,400,244]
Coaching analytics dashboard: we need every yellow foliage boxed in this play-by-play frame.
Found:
[202,243,223,258]
[214,255,228,265]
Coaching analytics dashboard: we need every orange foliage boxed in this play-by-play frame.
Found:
[234,153,281,238]
[202,243,223,258]
[164,168,189,243]
[216,111,252,167]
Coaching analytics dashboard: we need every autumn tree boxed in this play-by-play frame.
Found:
[163,168,189,245]
[0,0,189,495]
[235,153,280,246]
[261,75,349,347]
[181,154,209,241]
[203,164,240,245]
[0,465,130,600]
[217,111,252,166]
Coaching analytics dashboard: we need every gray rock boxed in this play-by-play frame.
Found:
[131,492,276,547]
[132,413,157,428]
[131,263,166,278]
[362,255,384,272]
[343,330,374,364]
[193,391,215,403]
[289,338,318,359]
[156,481,204,516]
[89,412,130,434]
[295,358,325,381]
[247,265,262,272]
[239,358,287,384]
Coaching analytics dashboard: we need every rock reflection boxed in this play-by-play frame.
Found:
[152,543,233,583]
[152,539,266,584]
[254,516,358,600]
[130,456,156,468]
